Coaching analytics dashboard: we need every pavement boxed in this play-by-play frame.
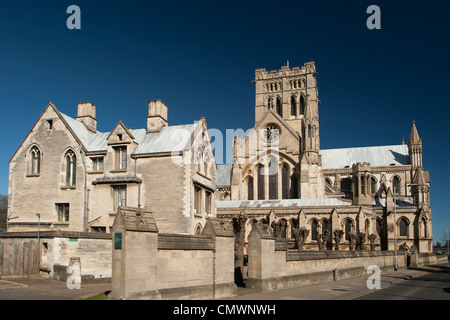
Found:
[0,276,111,300]
[0,262,448,300]
[228,262,450,300]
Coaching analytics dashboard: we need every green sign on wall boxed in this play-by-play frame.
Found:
[114,233,122,250]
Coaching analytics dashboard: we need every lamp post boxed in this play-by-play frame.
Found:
[394,193,397,271]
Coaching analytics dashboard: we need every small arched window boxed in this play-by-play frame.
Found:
[392,176,400,194]
[420,217,427,238]
[281,165,289,199]
[290,219,297,239]
[65,150,76,186]
[276,96,283,117]
[345,219,353,241]
[365,219,370,235]
[257,165,265,200]
[247,176,254,200]
[399,218,409,237]
[268,157,278,200]
[361,176,366,195]
[299,95,306,115]
[311,220,318,241]
[194,224,203,235]
[267,96,273,109]
[322,219,329,235]
[290,95,297,116]
[371,177,377,194]
[30,146,41,174]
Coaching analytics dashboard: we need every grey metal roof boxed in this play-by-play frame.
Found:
[61,112,196,154]
[133,124,196,154]
[217,164,232,187]
[374,197,414,207]
[320,145,409,169]
[216,198,350,209]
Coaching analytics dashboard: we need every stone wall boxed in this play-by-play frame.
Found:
[247,223,407,291]
[110,209,236,300]
[0,231,112,280]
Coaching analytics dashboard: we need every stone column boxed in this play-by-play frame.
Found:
[247,223,275,290]
[109,207,160,300]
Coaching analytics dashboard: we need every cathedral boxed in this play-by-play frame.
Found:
[215,61,432,253]
[6,61,433,253]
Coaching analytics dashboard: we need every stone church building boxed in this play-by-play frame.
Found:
[216,61,432,253]
[7,61,433,253]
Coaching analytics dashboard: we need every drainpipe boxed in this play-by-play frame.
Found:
[135,158,141,208]
[80,150,88,232]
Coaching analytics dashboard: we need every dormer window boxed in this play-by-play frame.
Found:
[114,146,127,170]
[92,157,104,171]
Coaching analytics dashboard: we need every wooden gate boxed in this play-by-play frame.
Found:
[0,241,40,278]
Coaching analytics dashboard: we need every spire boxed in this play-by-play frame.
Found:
[409,121,422,145]
[413,167,427,186]
[408,121,423,168]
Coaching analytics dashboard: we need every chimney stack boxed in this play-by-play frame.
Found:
[147,100,168,133]
[76,102,97,133]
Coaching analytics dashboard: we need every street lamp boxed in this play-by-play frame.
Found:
[394,192,397,271]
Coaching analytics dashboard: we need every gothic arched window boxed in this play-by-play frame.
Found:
[268,157,278,200]
[65,150,76,186]
[392,176,400,194]
[345,219,353,241]
[257,165,265,200]
[281,165,289,199]
[299,95,306,115]
[276,96,283,117]
[322,219,329,234]
[290,95,297,116]
[290,219,297,239]
[267,96,273,109]
[399,218,409,237]
[247,176,254,200]
[311,220,318,241]
[371,177,377,194]
[30,146,41,174]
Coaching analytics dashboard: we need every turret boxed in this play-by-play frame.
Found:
[408,121,422,168]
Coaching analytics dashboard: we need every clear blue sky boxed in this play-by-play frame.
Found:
[0,1,449,243]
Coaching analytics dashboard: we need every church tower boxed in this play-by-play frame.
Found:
[253,62,324,198]
[254,61,320,149]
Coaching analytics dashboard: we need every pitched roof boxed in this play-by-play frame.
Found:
[320,144,410,169]
[217,164,232,187]
[61,112,196,155]
[216,198,350,209]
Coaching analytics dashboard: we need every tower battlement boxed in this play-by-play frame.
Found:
[255,61,316,81]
